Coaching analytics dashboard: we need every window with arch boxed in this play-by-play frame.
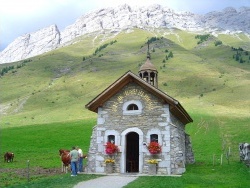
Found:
[150,134,158,143]
[108,135,115,144]
[127,104,139,111]
[123,100,142,115]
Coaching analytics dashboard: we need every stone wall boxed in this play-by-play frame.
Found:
[87,82,193,174]
[185,134,195,164]
[169,114,186,174]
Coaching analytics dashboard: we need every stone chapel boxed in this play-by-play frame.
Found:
[85,53,195,175]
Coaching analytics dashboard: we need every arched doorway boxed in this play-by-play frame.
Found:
[126,132,139,173]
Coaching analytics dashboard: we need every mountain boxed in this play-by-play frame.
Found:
[0,25,60,64]
[0,4,250,64]
[1,28,250,188]
[0,28,249,126]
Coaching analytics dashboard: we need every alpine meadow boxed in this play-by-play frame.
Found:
[1,28,250,187]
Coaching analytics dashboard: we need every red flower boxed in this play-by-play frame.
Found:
[147,141,161,154]
[105,142,119,154]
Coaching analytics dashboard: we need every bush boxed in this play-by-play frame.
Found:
[93,40,117,55]
[168,51,173,58]
[195,34,210,44]
[214,40,222,46]
[147,37,159,44]
[1,65,15,76]
[110,40,117,45]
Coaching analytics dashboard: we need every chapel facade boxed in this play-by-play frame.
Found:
[85,54,194,175]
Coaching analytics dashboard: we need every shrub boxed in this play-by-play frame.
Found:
[195,34,210,44]
[214,40,222,46]
[93,41,117,55]
[168,51,173,58]
[147,37,159,44]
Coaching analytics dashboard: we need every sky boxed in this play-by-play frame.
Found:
[0,0,249,51]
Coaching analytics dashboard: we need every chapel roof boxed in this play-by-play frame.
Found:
[139,55,157,72]
[85,71,193,125]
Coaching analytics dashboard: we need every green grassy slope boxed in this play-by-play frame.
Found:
[1,116,249,187]
[1,28,249,127]
[0,28,250,187]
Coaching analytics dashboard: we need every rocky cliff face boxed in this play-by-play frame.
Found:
[1,4,249,64]
[0,25,60,63]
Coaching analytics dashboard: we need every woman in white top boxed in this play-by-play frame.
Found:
[76,146,83,172]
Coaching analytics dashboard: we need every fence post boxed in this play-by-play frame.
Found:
[213,154,215,166]
[226,147,230,165]
[220,154,223,165]
[27,160,30,182]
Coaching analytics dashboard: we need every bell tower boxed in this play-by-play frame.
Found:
[138,43,158,88]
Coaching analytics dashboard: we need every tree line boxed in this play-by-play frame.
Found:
[0,59,31,77]
[232,47,250,64]
[82,40,118,61]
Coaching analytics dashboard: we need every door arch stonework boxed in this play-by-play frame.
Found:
[126,132,139,172]
[121,128,143,173]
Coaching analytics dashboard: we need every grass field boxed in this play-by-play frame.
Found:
[1,29,250,125]
[1,114,250,187]
[0,28,250,187]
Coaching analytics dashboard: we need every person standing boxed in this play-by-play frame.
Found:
[77,146,83,173]
[70,146,79,176]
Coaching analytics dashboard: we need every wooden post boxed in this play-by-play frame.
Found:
[27,160,30,182]
[220,154,223,165]
[228,147,231,164]
[213,154,215,166]
[226,151,230,164]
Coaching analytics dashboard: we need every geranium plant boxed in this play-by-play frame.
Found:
[147,141,162,154]
[104,158,115,163]
[146,159,158,164]
[105,142,119,155]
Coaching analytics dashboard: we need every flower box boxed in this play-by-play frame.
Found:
[106,163,114,173]
[148,163,157,175]
[104,158,115,173]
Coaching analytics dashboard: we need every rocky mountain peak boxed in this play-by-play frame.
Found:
[0,24,60,64]
[0,4,249,64]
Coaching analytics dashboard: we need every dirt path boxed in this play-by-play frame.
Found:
[74,175,138,188]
